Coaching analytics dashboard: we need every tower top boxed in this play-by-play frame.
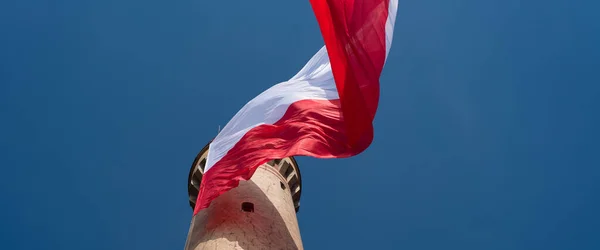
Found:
[187,142,303,212]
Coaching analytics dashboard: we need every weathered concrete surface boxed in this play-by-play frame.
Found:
[184,164,303,250]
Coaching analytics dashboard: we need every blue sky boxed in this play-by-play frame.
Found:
[1,0,599,249]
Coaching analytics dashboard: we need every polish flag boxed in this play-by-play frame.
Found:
[195,0,399,214]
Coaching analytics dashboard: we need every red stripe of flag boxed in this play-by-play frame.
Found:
[194,99,372,213]
[309,0,389,145]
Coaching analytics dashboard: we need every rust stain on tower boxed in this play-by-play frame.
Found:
[184,143,303,250]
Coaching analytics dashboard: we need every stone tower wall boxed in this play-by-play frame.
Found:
[184,145,303,250]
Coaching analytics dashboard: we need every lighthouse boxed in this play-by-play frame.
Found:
[184,143,303,249]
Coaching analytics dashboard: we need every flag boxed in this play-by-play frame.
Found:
[195,0,399,214]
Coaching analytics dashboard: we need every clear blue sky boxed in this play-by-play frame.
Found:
[1,0,599,249]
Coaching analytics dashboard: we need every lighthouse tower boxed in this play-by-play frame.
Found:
[184,143,303,249]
